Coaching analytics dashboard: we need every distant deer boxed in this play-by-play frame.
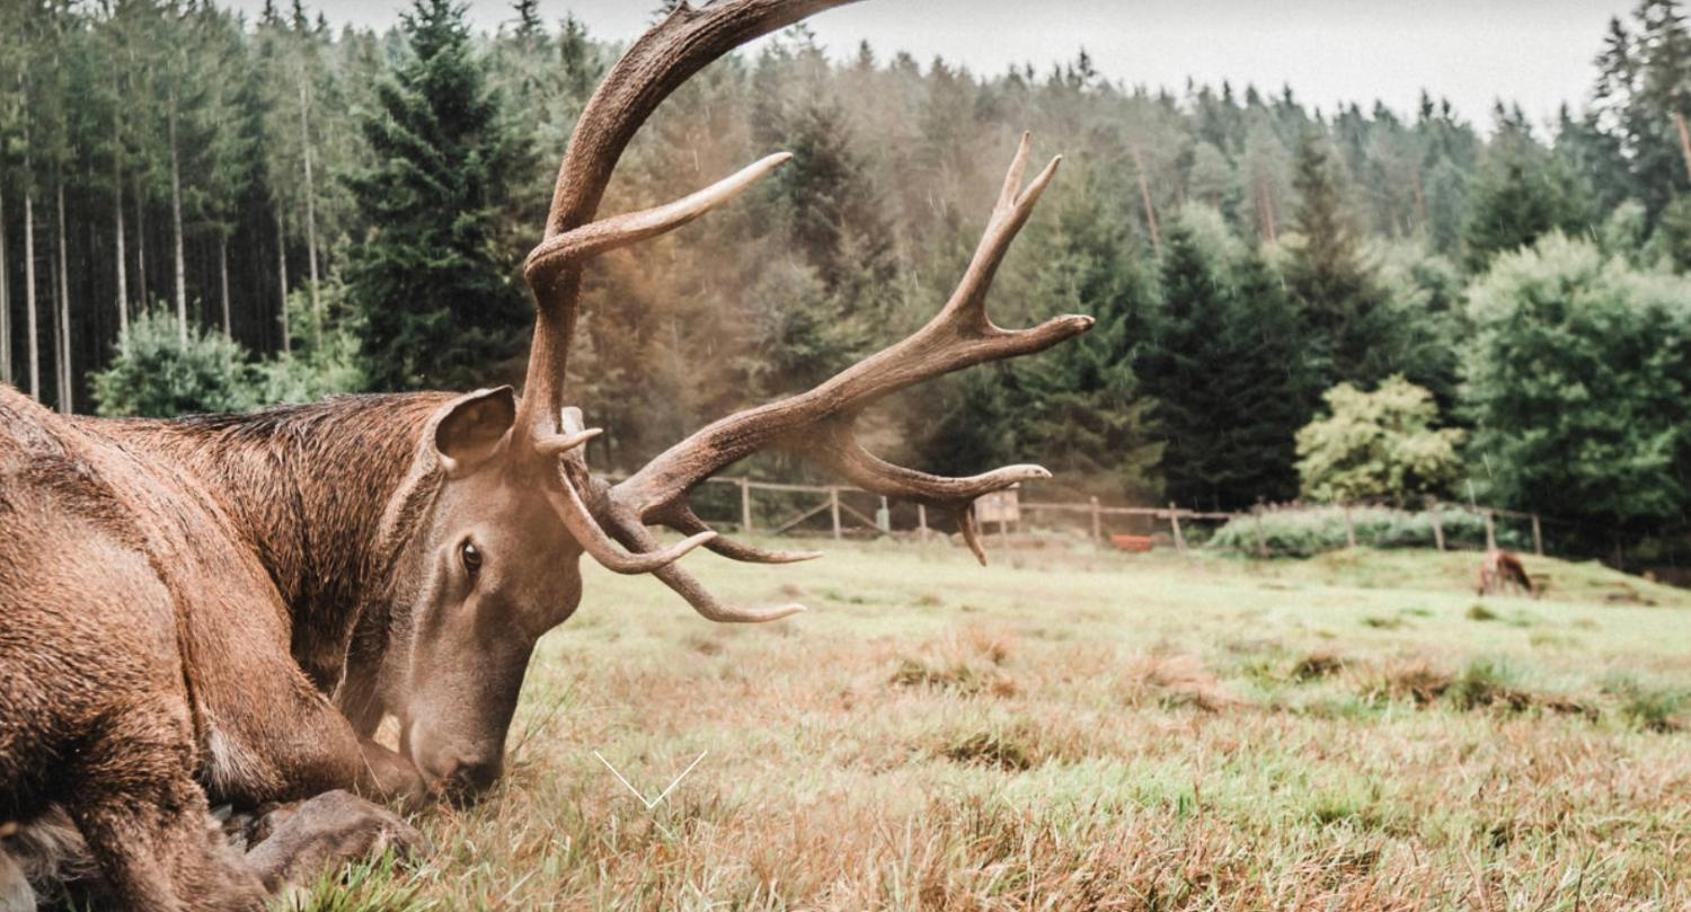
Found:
[0,1,1092,907]
[1477,549,1538,598]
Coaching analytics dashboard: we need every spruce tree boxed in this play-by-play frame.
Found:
[1139,208,1313,510]
[1284,133,1397,390]
[344,0,530,391]
[1462,111,1593,272]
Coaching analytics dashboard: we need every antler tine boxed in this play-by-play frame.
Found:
[802,419,1052,504]
[601,504,807,623]
[940,135,1063,331]
[541,406,714,574]
[523,152,793,293]
[610,132,1093,525]
[546,474,716,574]
[658,505,824,564]
[517,0,862,438]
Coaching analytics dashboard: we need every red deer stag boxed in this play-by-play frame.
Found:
[0,0,1092,907]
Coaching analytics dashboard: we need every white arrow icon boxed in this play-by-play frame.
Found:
[592,750,709,810]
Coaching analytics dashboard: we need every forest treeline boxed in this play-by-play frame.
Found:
[3,0,1691,554]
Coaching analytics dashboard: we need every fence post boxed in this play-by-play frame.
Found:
[829,487,842,541]
[1169,502,1187,555]
[1253,505,1267,558]
[1343,504,1356,549]
[739,478,753,534]
[1531,513,1543,556]
[917,503,929,541]
[1484,510,1496,551]
[1089,496,1102,543]
[1429,505,1445,552]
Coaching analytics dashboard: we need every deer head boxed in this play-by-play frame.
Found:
[371,0,1093,799]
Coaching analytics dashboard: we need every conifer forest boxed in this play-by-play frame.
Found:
[3,0,1691,558]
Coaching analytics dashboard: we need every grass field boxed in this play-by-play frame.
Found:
[303,540,1691,911]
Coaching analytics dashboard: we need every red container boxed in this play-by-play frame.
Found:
[1109,534,1154,552]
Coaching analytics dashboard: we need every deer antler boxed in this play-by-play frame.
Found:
[515,0,860,584]
[604,132,1093,591]
[517,1,1092,621]
[517,0,859,440]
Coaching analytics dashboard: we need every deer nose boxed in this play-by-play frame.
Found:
[437,753,502,800]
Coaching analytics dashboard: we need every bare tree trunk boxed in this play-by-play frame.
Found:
[1411,168,1428,232]
[134,170,146,310]
[275,203,290,354]
[55,182,70,414]
[24,184,39,399]
[1131,146,1161,256]
[1257,176,1279,245]
[111,79,129,351]
[219,234,231,339]
[169,93,187,344]
[299,80,322,342]
[114,152,129,350]
[1,180,10,385]
[1676,110,1691,184]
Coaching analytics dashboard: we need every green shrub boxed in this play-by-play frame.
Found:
[90,309,261,418]
[1209,505,1526,557]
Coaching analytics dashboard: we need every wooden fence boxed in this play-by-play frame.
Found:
[682,476,1548,557]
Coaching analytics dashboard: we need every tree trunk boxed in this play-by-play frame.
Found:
[275,203,290,354]
[219,234,231,339]
[24,187,38,399]
[169,92,187,343]
[114,152,129,350]
[1,180,10,385]
[55,182,70,414]
[299,80,323,343]
[135,170,147,309]
[1257,176,1279,245]
[1131,145,1161,256]
[1676,110,1691,184]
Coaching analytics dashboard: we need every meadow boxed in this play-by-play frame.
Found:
[306,539,1691,911]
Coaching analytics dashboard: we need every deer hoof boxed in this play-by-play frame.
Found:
[245,790,428,895]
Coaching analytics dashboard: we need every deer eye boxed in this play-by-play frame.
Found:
[460,541,482,578]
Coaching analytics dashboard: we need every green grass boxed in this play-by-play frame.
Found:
[300,543,1691,911]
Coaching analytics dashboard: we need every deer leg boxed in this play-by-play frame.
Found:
[207,689,426,897]
[65,719,268,912]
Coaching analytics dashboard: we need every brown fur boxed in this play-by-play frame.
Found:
[1477,549,1538,598]
[1,1,1084,906]
[1,389,440,909]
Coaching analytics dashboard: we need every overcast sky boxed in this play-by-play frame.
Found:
[234,1,1633,128]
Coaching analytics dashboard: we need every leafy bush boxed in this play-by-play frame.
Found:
[1209,505,1526,557]
[1463,233,1691,537]
[91,295,367,419]
[257,289,366,404]
[1295,376,1464,505]
[90,310,261,418]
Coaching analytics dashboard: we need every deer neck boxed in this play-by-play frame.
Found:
[91,392,454,697]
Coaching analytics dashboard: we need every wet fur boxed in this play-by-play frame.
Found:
[0,388,448,908]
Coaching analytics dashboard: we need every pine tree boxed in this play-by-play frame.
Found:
[1139,207,1314,510]
[344,0,531,391]
[511,0,542,40]
[1012,169,1163,501]
[1462,113,1593,272]
[1285,133,1396,390]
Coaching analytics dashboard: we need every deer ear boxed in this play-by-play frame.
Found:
[432,386,517,478]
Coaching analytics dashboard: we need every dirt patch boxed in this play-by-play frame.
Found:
[1291,651,1347,682]
[943,730,1035,771]
[1119,654,1241,712]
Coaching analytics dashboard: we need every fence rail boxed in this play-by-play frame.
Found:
[668,476,1548,558]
